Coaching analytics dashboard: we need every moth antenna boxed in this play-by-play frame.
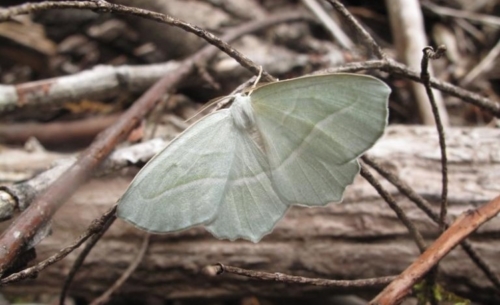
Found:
[248,66,263,96]
[185,96,231,122]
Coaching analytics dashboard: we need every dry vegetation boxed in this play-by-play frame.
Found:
[0,1,499,305]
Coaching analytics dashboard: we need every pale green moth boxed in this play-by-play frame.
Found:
[117,73,391,242]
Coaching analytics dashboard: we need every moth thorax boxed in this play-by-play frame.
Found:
[230,94,256,130]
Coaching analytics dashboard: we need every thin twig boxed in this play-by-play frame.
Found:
[420,45,448,230]
[302,0,354,50]
[362,155,500,291]
[461,38,500,86]
[360,162,438,303]
[319,59,500,117]
[361,156,439,222]
[0,205,117,285]
[0,57,190,275]
[359,165,427,253]
[0,11,309,113]
[203,263,396,288]
[59,205,117,305]
[1,4,496,118]
[371,195,500,305]
[326,0,386,59]
[89,234,150,305]
[421,1,500,27]
[0,0,275,82]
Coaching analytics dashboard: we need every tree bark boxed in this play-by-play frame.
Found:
[2,125,500,302]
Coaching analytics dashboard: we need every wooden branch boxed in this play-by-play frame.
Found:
[320,59,500,117]
[0,11,307,113]
[372,195,500,304]
[2,126,500,303]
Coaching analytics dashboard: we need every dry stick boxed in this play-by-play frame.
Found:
[0,114,119,147]
[302,0,354,50]
[320,59,500,117]
[361,156,439,224]
[203,263,396,288]
[370,195,500,305]
[461,38,500,86]
[362,155,500,291]
[420,45,449,230]
[0,205,117,285]
[317,2,496,116]
[360,162,435,302]
[415,58,445,305]
[2,3,497,117]
[0,3,295,275]
[421,1,500,27]
[0,5,314,115]
[0,0,275,83]
[59,206,117,305]
[326,0,386,59]
[89,234,150,305]
[0,6,299,115]
[0,58,190,276]
[420,46,447,305]
[359,165,427,253]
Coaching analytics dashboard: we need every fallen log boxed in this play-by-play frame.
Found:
[2,125,500,303]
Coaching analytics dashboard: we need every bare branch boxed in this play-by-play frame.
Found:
[420,45,449,229]
[371,195,500,305]
[204,263,396,288]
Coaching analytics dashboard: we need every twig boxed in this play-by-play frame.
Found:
[359,165,427,253]
[421,1,500,27]
[420,45,448,230]
[319,59,500,117]
[361,156,439,223]
[203,263,396,288]
[0,138,168,220]
[360,161,439,303]
[0,11,307,113]
[461,38,500,86]
[0,114,119,147]
[59,205,117,305]
[370,195,500,305]
[362,155,500,291]
[0,205,116,285]
[89,234,150,305]
[0,58,188,275]
[302,0,354,50]
[0,0,275,83]
[326,0,386,59]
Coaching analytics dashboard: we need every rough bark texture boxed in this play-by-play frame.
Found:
[2,126,500,302]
